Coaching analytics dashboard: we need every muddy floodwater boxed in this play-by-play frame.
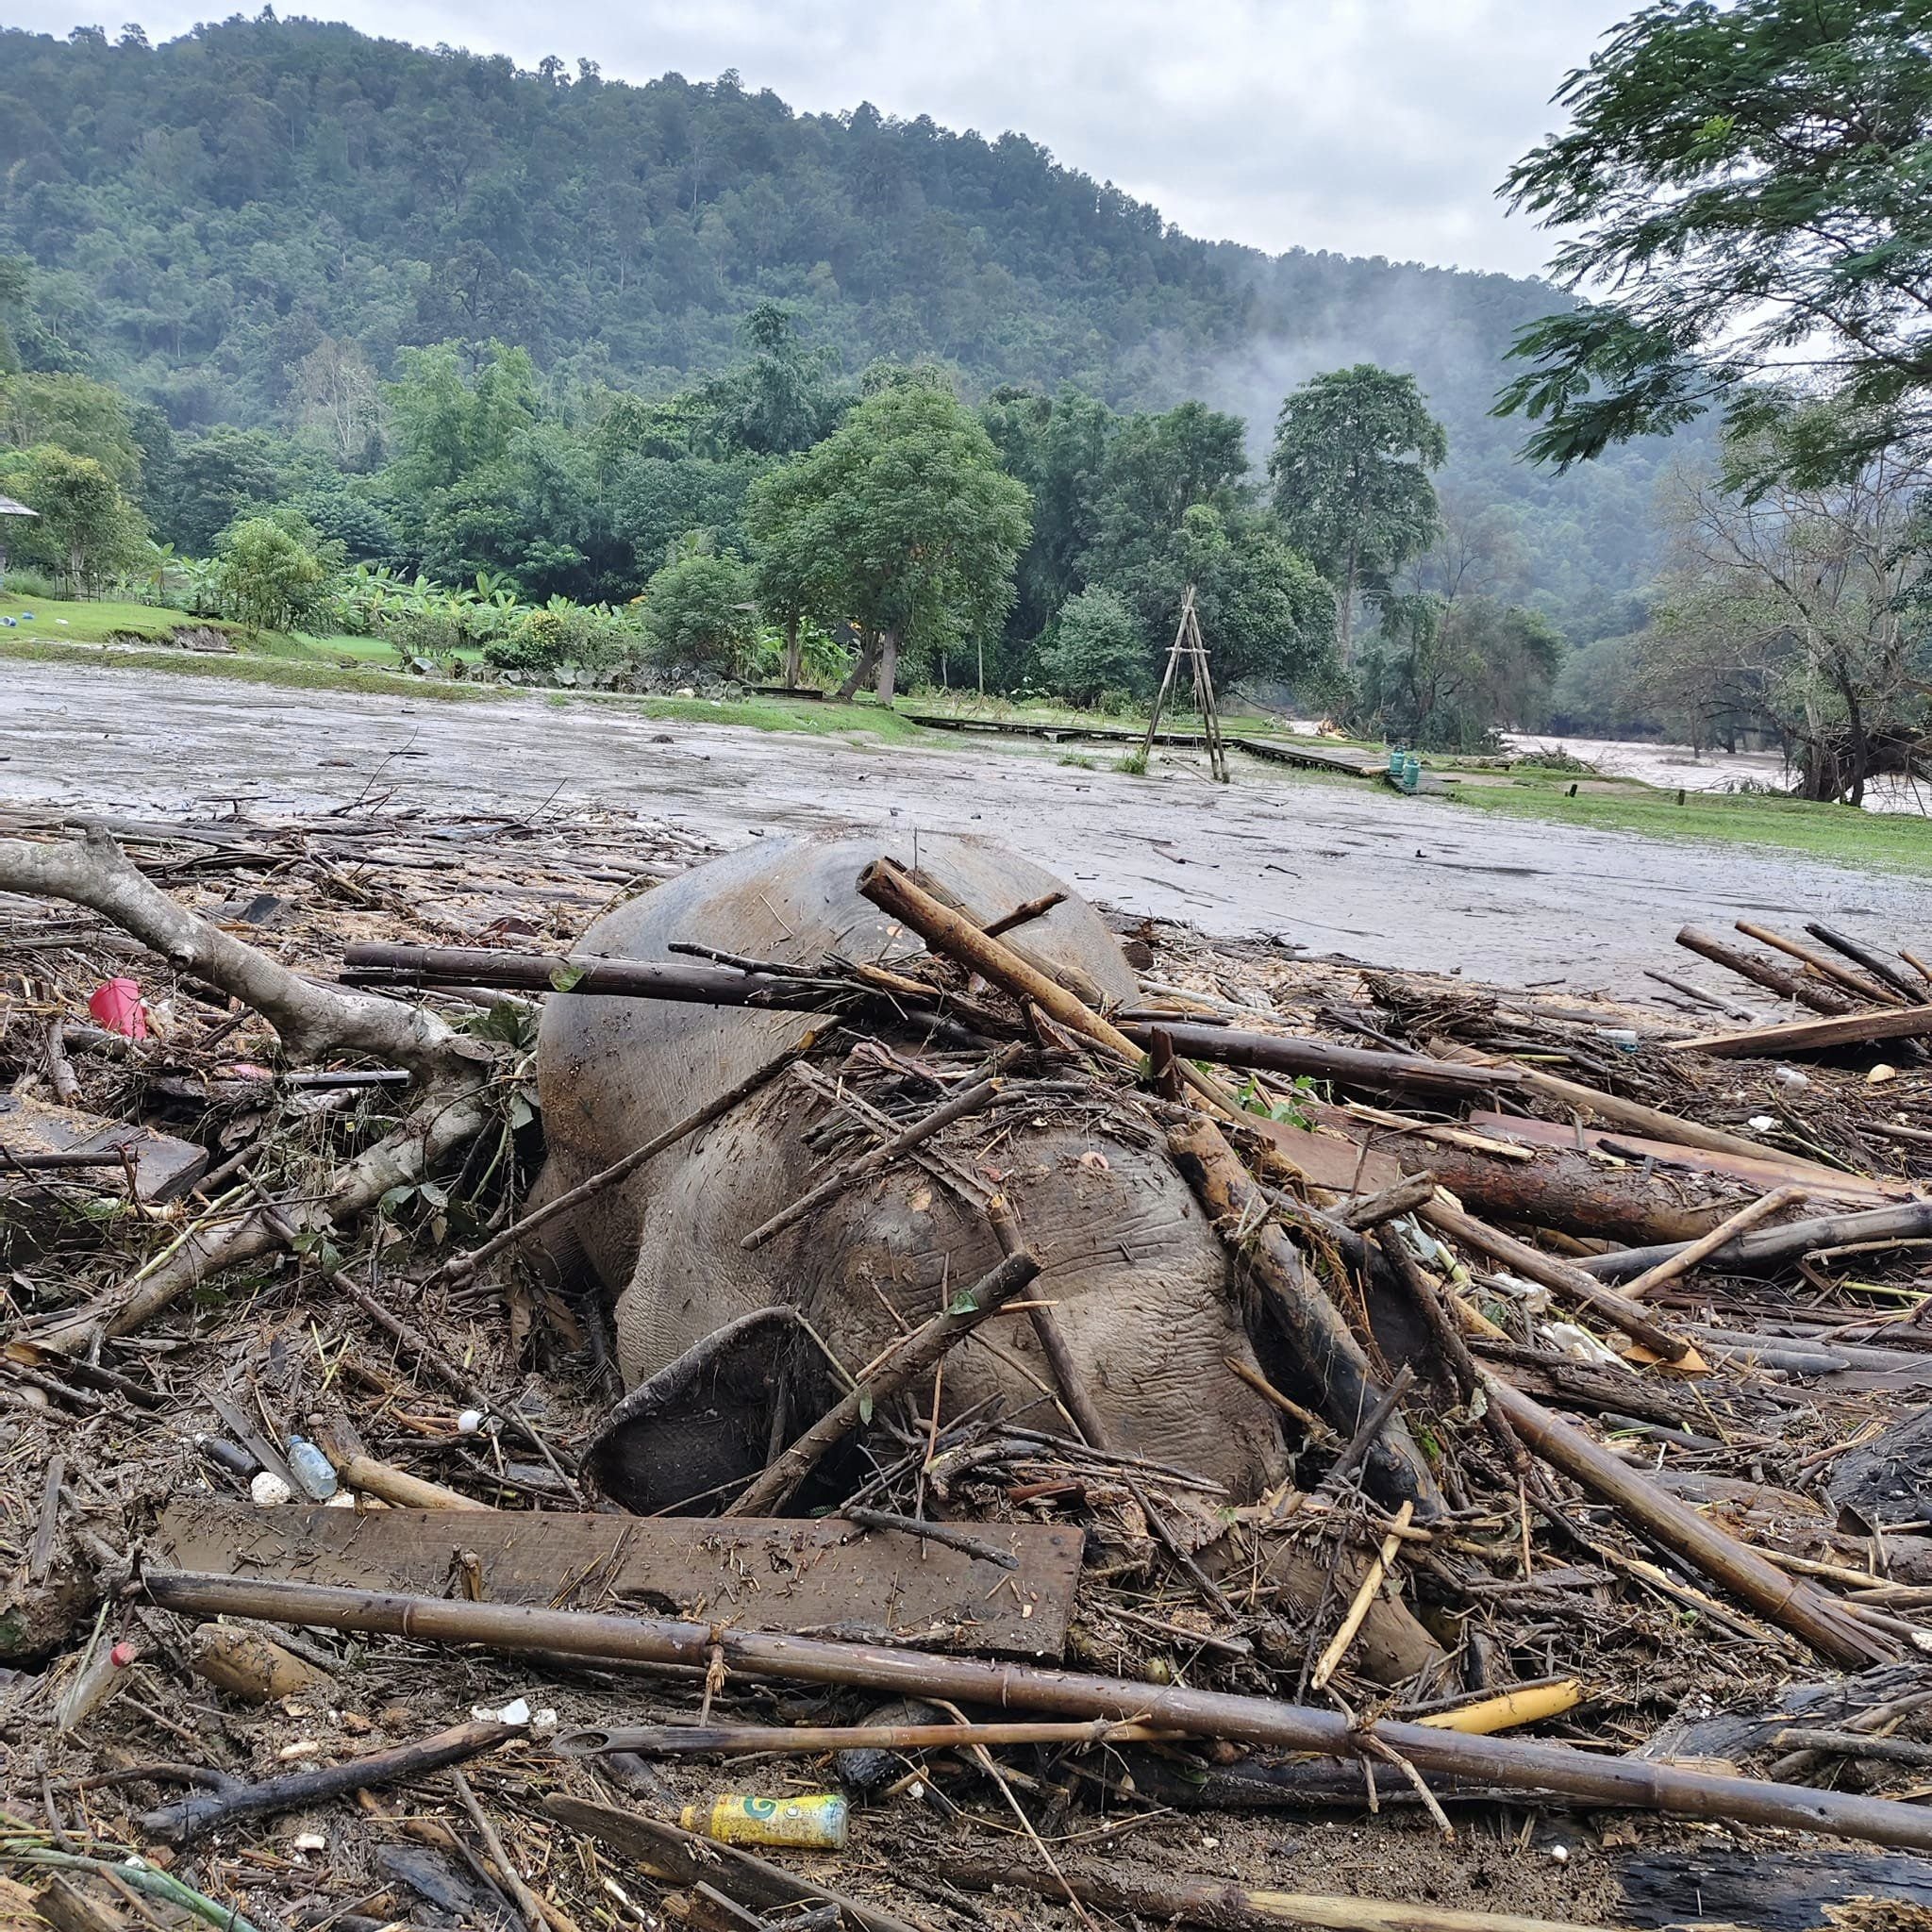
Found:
[5,661,1927,996]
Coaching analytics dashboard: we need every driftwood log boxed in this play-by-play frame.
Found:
[1168,1119,1441,1514]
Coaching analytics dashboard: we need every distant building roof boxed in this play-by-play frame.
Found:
[0,494,38,518]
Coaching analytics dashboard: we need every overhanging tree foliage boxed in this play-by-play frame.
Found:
[1641,405,1932,802]
[1497,0,1932,482]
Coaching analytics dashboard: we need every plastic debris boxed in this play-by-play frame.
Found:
[88,975,149,1041]
[680,1793,849,1850]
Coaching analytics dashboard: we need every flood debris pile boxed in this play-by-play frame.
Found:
[8,807,1932,1931]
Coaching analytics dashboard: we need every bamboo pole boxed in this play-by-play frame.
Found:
[1676,926,1851,1015]
[1735,920,1902,1005]
[1580,1198,1932,1283]
[1311,1502,1413,1690]
[555,1717,1174,1757]
[1415,1193,1701,1367]
[1479,1375,1890,1668]
[1803,922,1926,1004]
[333,1454,491,1512]
[1674,1004,1932,1059]
[855,858,1141,1063]
[930,1858,1624,1932]
[140,1570,1932,1849]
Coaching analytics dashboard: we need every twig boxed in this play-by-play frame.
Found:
[138,1718,521,1844]
[841,1505,1018,1570]
[446,1034,824,1284]
[1317,1364,1417,1500]
[29,1455,64,1585]
[1620,1184,1807,1301]
[450,1768,545,1932]
[741,1070,1008,1250]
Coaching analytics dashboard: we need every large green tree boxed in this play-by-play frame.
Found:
[384,342,540,506]
[0,371,144,490]
[980,385,1117,663]
[0,441,146,592]
[745,378,1030,704]
[1497,0,1932,483]
[1269,364,1447,665]
[158,425,286,553]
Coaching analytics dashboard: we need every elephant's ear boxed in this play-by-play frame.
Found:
[586,1306,799,1515]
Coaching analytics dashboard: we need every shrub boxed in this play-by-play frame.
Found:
[0,565,58,600]
[485,607,573,671]
[482,600,643,678]
[1038,587,1148,708]
[641,550,758,671]
[212,515,327,632]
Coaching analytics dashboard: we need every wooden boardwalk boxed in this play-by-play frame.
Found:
[899,712,1430,789]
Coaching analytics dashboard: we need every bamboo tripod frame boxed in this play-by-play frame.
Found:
[1141,582,1228,782]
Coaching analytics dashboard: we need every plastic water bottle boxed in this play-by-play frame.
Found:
[285,1435,339,1501]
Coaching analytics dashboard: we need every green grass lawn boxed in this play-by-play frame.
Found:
[1448,761,1932,874]
[0,589,244,645]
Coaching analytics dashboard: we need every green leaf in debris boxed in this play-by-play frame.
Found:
[858,1392,874,1424]
[508,1091,536,1130]
[549,963,586,992]
[946,1289,981,1316]
[417,1181,449,1212]
[378,1184,416,1218]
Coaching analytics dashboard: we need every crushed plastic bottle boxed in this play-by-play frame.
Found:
[680,1794,848,1850]
[286,1436,339,1501]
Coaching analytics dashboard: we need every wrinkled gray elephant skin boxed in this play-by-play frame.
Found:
[531,833,1289,1513]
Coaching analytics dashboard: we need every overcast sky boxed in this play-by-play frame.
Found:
[9,0,1630,277]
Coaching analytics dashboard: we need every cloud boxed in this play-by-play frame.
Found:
[10,0,1628,275]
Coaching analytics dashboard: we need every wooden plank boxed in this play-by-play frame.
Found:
[1239,1115,1406,1194]
[1673,1003,1932,1058]
[151,1502,1083,1661]
[0,1092,207,1204]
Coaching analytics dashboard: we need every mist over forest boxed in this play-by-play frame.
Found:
[0,11,1680,645]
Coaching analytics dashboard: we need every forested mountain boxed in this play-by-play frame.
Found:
[0,14,1683,628]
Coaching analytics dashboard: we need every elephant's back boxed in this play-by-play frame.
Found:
[533,833,1136,1280]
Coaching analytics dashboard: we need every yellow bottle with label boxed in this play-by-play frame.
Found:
[679,1792,849,1850]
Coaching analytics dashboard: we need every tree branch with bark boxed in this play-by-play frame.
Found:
[1,824,496,1357]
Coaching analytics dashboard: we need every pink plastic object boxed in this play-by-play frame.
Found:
[88,976,148,1041]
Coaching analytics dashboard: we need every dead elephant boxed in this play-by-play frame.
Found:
[525,834,1297,1501]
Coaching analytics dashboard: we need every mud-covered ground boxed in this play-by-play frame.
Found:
[7,660,1930,997]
